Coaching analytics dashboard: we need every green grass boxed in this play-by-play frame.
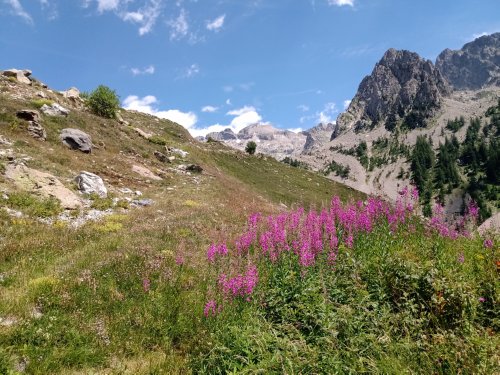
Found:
[30,99,54,109]
[3,191,62,218]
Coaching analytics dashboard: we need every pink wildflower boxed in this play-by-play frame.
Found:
[204,300,218,317]
[175,255,185,266]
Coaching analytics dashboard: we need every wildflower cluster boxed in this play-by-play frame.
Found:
[204,189,422,316]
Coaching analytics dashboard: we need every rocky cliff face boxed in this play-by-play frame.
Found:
[302,122,336,152]
[436,32,500,90]
[333,49,449,138]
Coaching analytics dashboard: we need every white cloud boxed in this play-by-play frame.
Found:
[206,14,225,31]
[300,102,338,124]
[223,85,233,93]
[168,8,189,40]
[343,100,351,110]
[189,105,265,138]
[318,102,338,123]
[298,105,310,112]
[327,0,354,6]
[287,127,303,133]
[4,0,33,24]
[39,0,58,20]
[202,105,218,113]
[122,95,197,129]
[227,106,263,131]
[227,106,257,116]
[182,63,200,78]
[131,65,155,76]
[121,0,162,35]
[97,0,120,12]
[225,98,232,105]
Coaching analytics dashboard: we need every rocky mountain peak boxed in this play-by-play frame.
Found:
[436,32,500,90]
[333,48,449,138]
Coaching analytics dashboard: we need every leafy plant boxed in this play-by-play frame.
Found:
[245,141,257,155]
[86,85,120,119]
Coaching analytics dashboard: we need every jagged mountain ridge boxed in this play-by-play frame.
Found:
[333,48,449,138]
[300,33,499,219]
[436,32,500,90]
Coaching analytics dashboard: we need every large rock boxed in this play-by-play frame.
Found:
[74,171,107,198]
[334,49,449,138]
[60,128,92,153]
[4,163,82,209]
[2,69,32,84]
[16,109,40,122]
[27,122,47,141]
[40,103,70,117]
[436,32,500,90]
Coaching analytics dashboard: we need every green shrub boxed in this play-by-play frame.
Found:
[31,99,53,109]
[148,136,167,146]
[86,85,120,119]
[245,141,257,155]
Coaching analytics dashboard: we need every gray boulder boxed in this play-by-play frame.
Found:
[74,171,107,198]
[40,103,70,117]
[60,128,92,153]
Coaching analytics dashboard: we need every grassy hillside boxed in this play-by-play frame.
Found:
[0,79,366,373]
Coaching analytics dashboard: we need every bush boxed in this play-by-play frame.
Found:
[86,85,120,119]
[245,141,257,155]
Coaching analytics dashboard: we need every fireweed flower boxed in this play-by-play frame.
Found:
[207,243,228,263]
[478,297,486,303]
[204,300,218,317]
[457,252,465,264]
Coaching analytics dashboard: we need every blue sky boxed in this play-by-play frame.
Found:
[1,0,499,136]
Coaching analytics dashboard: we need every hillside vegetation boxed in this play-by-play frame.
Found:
[0,76,498,374]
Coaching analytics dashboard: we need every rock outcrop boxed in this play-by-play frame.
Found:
[16,109,46,140]
[5,163,82,209]
[41,103,70,117]
[2,69,32,84]
[436,32,500,90]
[60,128,92,153]
[334,49,449,138]
[74,171,107,198]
